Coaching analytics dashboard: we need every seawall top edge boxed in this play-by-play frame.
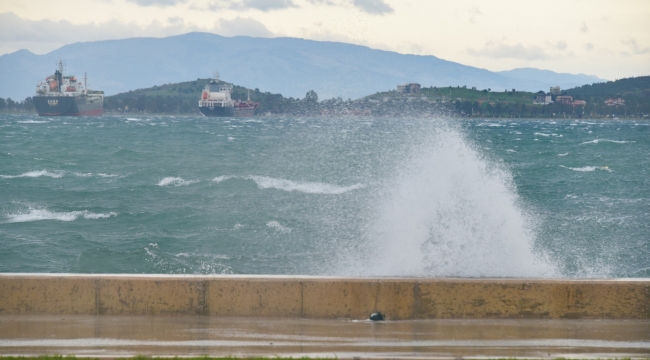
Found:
[0,273,648,282]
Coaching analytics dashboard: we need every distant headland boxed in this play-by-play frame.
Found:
[2,76,648,119]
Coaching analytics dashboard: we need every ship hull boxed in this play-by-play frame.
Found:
[34,96,103,116]
[199,105,234,117]
[199,106,258,117]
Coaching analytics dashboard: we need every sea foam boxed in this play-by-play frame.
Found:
[157,177,199,187]
[248,176,364,194]
[0,170,65,179]
[580,139,634,145]
[212,175,364,194]
[560,165,612,172]
[6,208,117,223]
[266,220,292,233]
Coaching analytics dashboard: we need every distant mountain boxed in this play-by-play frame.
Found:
[0,32,607,100]
[497,68,607,91]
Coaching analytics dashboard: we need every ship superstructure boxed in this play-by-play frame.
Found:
[33,60,104,116]
[198,72,258,117]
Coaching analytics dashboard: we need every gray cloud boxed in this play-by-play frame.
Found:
[468,40,549,60]
[584,43,594,51]
[125,0,187,7]
[203,0,297,12]
[212,17,273,37]
[621,38,649,55]
[468,7,481,24]
[167,17,184,25]
[352,0,393,15]
[555,41,567,51]
[305,0,338,4]
[579,22,589,33]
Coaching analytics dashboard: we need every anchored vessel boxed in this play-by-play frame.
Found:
[33,60,104,116]
[198,73,258,117]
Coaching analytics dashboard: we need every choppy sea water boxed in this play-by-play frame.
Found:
[0,114,648,278]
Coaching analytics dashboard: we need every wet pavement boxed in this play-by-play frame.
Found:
[0,315,648,359]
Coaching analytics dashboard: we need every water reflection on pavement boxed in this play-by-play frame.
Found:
[0,315,648,358]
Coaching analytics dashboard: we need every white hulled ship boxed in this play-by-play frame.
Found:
[198,72,258,117]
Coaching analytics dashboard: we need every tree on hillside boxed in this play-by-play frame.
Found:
[304,90,318,102]
[23,97,34,111]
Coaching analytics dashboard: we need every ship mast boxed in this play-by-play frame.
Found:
[58,59,64,76]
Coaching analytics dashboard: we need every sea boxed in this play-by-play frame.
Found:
[0,114,648,278]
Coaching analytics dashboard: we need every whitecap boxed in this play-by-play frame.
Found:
[17,120,49,124]
[506,149,516,153]
[560,165,612,172]
[98,173,120,178]
[580,139,635,145]
[157,177,199,187]
[247,175,365,194]
[266,220,292,233]
[6,208,117,223]
[0,170,65,179]
[558,153,569,157]
[212,175,233,183]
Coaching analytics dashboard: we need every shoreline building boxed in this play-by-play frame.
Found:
[534,91,553,105]
[555,95,573,104]
[397,83,421,94]
[605,98,625,106]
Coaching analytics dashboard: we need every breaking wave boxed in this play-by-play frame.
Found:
[580,139,634,145]
[212,175,364,194]
[248,176,364,194]
[6,208,117,223]
[266,220,292,233]
[560,165,612,172]
[0,170,65,179]
[342,124,556,277]
[212,175,233,184]
[157,177,199,187]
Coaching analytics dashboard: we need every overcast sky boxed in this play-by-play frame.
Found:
[1,0,649,80]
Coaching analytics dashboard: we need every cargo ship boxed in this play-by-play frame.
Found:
[33,60,104,116]
[198,73,258,117]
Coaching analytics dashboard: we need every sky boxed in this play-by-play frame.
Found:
[1,0,649,80]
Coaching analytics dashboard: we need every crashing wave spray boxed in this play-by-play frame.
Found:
[345,123,556,277]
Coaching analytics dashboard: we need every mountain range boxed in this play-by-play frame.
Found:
[0,32,607,100]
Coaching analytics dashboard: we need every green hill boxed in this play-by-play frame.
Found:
[105,78,297,114]
[103,76,650,118]
[365,86,537,104]
[565,76,650,98]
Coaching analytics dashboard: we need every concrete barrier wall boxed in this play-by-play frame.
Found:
[0,274,648,319]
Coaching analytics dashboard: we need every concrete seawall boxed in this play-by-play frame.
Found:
[1,274,648,319]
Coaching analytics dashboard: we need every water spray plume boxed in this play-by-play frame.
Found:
[345,123,557,277]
